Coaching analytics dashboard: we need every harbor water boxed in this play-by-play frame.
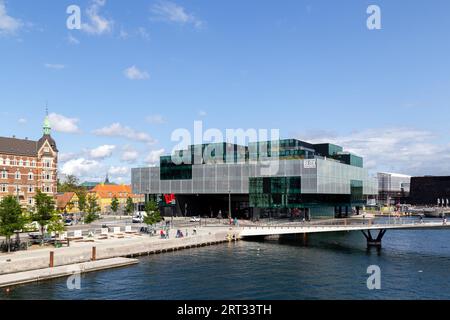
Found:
[2,221,450,300]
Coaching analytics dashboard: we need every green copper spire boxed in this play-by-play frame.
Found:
[43,106,51,135]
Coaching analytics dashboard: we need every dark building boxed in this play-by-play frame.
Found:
[409,176,450,206]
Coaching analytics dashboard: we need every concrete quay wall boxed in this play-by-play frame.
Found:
[0,229,234,275]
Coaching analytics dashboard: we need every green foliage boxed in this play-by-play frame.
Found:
[84,194,100,224]
[31,190,61,244]
[125,197,134,216]
[76,189,87,213]
[58,175,81,193]
[111,196,119,214]
[0,196,27,252]
[143,200,162,226]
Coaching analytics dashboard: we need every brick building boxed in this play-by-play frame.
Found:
[0,115,58,207]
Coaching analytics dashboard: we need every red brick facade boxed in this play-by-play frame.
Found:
[0,119,58,207]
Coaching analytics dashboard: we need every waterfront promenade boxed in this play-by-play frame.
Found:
[0,225,235,277]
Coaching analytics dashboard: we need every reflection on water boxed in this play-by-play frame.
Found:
[2,228,450,300]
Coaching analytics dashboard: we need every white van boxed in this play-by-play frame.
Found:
[132,211,147,223]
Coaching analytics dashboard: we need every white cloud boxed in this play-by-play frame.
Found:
[44,63,65,70]
[48,113,80,133]
[93,123,156,144]
[119,28,128,39]
[121,146,140,163]
[108,166,131,184]
[146,148,165,165]
[108,166,130,176]
[88,145,116,159]
[59,152,78,163]
[299,127,450,176]
[151,1,203,29]
[82,0,113,35]
[67,33,80,45]
[0,0,22,35]
[61,158,104,177]
[18,118,27,124]
[138,27,150,40]
[124,65,150,80]
[146,114,166,124]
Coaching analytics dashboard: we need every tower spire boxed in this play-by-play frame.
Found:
[43,103,51,136]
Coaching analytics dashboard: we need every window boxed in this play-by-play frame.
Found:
[28,197,33,205]
[25,160,30,167]
[1,185,6,192]
[28,172,34,180]
[15,171,21,180]
[5,159,10,166]
[0,158,3,165]
[11,159,16,166]
[28,186,33,193]
[45,186,51,193]
[32,161,36,167]
[19,160,23,166]
[1,171,6,179]
[46,173,51,180]
[42,159,52,168]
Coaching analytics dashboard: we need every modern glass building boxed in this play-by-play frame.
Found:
[132,139,378,220]
[377,172,411,206]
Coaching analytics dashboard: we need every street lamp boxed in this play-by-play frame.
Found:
[228,190,231,220]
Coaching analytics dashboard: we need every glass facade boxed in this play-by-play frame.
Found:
[249,176,302,208]
[313,143,343,157]
[132,139,378,218]
[160,156,192,180]
[333,154,363,168]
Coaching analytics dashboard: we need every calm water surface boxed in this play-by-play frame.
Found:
[2,224,450,300]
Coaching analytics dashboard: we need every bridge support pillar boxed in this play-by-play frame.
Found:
[361,229,387,248]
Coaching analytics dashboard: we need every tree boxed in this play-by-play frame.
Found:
[0,196,26,253]
[76,189,87,213]
[32,190,58,245]
[125,197,135,216]
[111,196,119,215]
[143,200,162,226]
[84,194,100,224]
[58,175,80,193]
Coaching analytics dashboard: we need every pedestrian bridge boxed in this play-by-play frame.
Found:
[238,220,450,248]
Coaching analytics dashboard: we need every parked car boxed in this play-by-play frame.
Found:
[132,211,147,223]
[132,216,144,224]
[190,216,201,222]
[64,219,73,226]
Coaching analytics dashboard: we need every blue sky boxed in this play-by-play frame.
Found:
[1,0,450,182]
